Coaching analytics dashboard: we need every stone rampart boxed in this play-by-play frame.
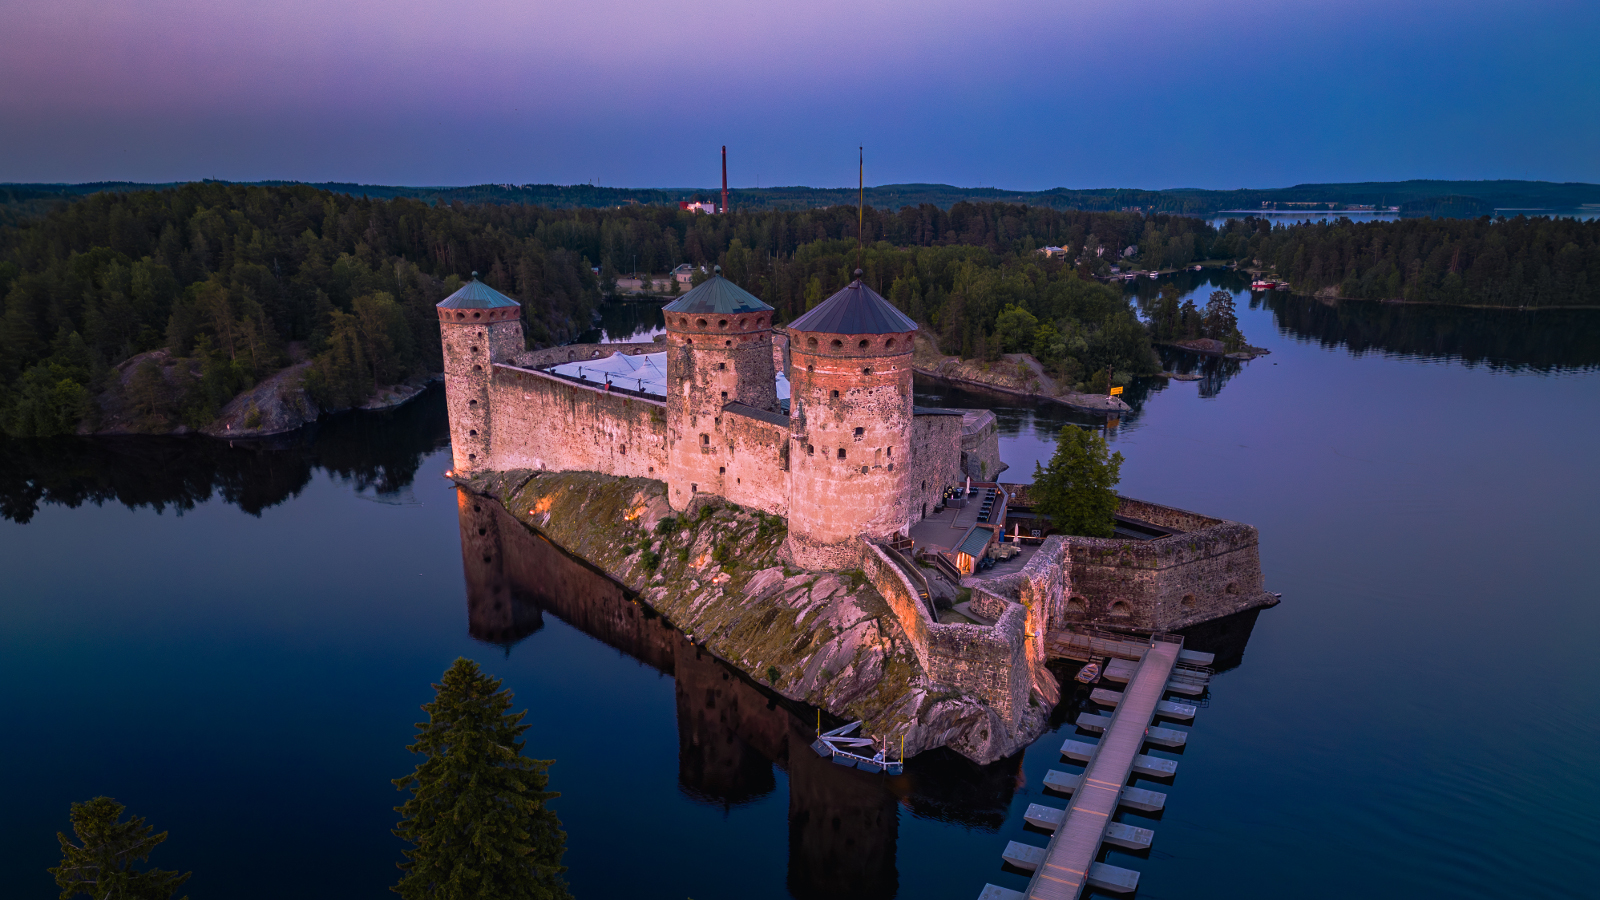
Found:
[515,341,662,369]
[911,412,963,520]
[718,404,791,517]
[487,364,667,478]
[861,541,1037,727]
[1048,497,1272,632]
[960,410,1004,481]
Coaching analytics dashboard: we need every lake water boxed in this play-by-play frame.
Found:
[4,274,1599,899]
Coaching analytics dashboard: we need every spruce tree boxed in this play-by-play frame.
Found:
[393,658,571,900]
[49,797,191,900]
[1031,425,1124,538]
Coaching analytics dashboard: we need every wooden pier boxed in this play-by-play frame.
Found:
[982,634,1205,900]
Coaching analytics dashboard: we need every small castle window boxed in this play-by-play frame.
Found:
[853,427,864,440]
[831,339,843,348]
[619,445,626,455]
[469,429,478,436]
[837,448,846,459]
[473,365,482,371]
[858,339,869,348]
[1182,594,1196,608]
[721,391,728,400]
[830,390,839,399]
[691,483,698,492]
[471,346,479,353]
[697,318,708,327]
[862,466,869,474]
[807,337,818,348]
[685,338,693,344]
[807,444,814,455]
[1226,583,1239,594]
[468,452,476,460]
[700,434,710,445]
[718,319,728,328]
[473,312,481,319]
[468,399,477,406]
[718,362,726,370]
[648,466,654,474]
[862,367,872,375]
[456,312,464,319]
[724,340,732,347]
[807,365,814,372]
[719,466,725,474]
[885,338,895,349]
[1109,601,1132,618]
[887,446,892,457]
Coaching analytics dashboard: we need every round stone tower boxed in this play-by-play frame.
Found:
[436,274,523,473]
[662,268,777,510]
[784,272,918,569]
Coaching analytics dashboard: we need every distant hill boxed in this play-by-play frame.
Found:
[4,178,1598,217]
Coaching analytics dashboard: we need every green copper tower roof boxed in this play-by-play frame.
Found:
[662,269,773,316]
[436,274,520,310]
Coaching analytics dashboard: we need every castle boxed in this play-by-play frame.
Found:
[438,268,998,569]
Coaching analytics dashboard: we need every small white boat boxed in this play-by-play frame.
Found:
[1075,661,1102,683]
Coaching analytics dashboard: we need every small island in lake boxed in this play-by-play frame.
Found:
[443,269,1277,764]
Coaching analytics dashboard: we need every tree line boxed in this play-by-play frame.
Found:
[1219,215,1600,307]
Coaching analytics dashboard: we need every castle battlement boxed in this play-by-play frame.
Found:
[441,269,992,570]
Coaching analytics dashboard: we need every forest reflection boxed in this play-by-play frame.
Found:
[0,386,449,524]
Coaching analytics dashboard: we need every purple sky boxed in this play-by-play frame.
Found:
[2,0,1597,189]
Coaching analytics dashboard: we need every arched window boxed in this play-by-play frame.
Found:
[1109,601,1132,618]
[862,367,872,375]
[837,448,846,459]
[468,429,478,437]
[473,312,481,319]
[718,319,728,328]
[858,339,869,348]
[807,337,818,348]
[885,338,896,349]
[1182,594,1196,608]
[697,318,708,327]
[831,339,843,349]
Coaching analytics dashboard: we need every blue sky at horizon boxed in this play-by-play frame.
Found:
[1,0,1596,190]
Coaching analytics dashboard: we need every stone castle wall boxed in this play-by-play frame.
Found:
[910,413,964,520]
[515,341,661,369]
[1052,497,1270,632]
[960,410,1004,481]
[720,407,791,517]
[860,542,1039,727]
[487,364,668,479]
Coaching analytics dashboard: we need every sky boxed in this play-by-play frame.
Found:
[1,0,1597,190]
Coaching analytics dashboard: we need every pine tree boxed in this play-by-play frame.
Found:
[393,658,571,900]
[1031,425,1124,538]
[49,797,191,900]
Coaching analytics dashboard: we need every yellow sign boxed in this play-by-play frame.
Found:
[1109,386,1124,396]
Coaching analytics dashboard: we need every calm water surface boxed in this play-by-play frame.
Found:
[4,277,1599,899]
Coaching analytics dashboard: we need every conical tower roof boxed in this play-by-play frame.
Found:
[436,274,520,310]
[662,270,773,316]
[788,275,916,335]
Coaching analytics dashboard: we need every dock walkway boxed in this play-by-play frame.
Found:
[981,636,1189,900]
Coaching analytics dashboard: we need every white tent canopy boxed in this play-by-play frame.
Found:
[547,351,789,401]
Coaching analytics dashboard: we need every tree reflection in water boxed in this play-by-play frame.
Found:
[0,386,449,524]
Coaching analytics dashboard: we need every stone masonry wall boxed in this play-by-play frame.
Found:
[1052,498,1269,632]
[515,341,661,369]
[960,410,1004,481]
[786,332,914,568]
[718,407,791,518]
[487,364,667,479]
[665,311,779,512]
[861,542,1036,727]
[911,413,963,521]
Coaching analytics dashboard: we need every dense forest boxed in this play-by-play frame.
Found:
[5,182,1595,438]
[1221,215,1600,307]
[0,187,1195,435]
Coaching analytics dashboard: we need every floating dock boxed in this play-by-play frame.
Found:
[981,634,1211,899]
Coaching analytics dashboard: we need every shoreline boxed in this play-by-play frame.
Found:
[911,365,1131,414]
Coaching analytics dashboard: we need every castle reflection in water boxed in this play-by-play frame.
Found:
[454,489,1261,899]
